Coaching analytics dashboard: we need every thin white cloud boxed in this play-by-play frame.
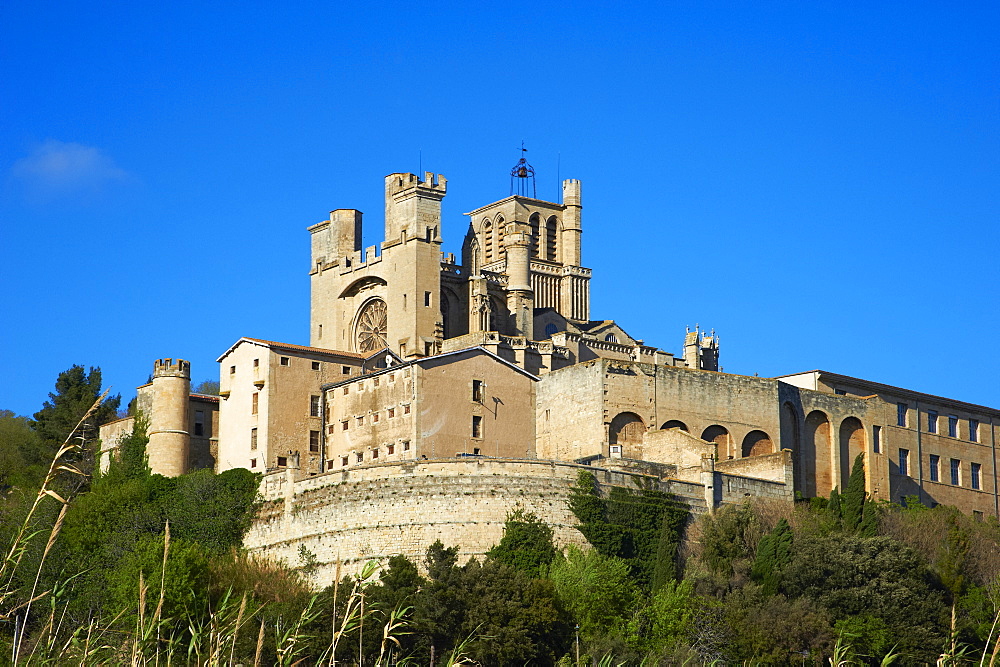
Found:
[10,140,134,198]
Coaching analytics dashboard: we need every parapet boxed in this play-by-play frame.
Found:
[153,358,191,379]
[385,172,447,197]
[562,179,581,206]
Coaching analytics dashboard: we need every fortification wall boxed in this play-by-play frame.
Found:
[244,457,792,584]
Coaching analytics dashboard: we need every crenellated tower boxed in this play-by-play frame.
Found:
[147,358,191,476]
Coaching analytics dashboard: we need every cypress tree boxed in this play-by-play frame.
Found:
[750,518,792,595]
[842,454,867,531]
[827,487,842,523]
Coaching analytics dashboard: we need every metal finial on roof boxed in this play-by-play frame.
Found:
[510,141,537,198]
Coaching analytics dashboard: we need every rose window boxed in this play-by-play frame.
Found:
[356,299,388,353]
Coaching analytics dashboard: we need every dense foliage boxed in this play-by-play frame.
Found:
[2,368,1000,664]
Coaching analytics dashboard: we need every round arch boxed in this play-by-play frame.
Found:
[805,410,831,496]
[742,430,774,457]
[337,275,388,300]
[839,417,866,489]
[544,215,558,261]
[701,425,730,454]
[661,419,689,432]
[609,412,645,446]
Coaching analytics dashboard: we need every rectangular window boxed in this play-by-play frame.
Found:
[835,388,847,395]
[277,456,287,467]
[372,449,379,459]
[897,403,907,427]
[230,365,236,374]
[194,410,205,437]
[356,416,364,426]
[342,421,349,431]
[972,463,981,490]
[974,510,984,522]
[374,376,380,387]
[403,404,410,415]
[472,415,483,438]
[341,456,348,467]
[280,356,290,366]
[327,459,335,470]
[310,395,321,417]
[250,458,257,468]
[403,441,410,451]
[309,430,320,453]
[252,392,259,415]
[388,444,395,455]
[970,419,980,443]
[898,449,909,476]
[343,386,349,395]
[473,447,481,455]
[250,428,258,450]
[356,452,363,463]
[342,365,351,374]
[927,410,938,434]
[373,412,380,423]
[929,454,940,482]
[472,379,484,402]
[312,361,321,371]
[253,358,259,368]
[872,425,881,453]
[951,459,961,486]
[328,424,335,434]
[424,291,431,307]
[948,415,959,438]
[389,373,395,383]
[388,407,395,418]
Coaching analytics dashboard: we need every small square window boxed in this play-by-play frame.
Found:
[835,388,847,395]
[929,454,940,482]
[898,448,909,476]
[472,415,483,439]
[342,365,351,374]
[896,403,907,427]
[951,458,961,486]
[373,412,380,423]
[974,510,984,522]
[374,376,380,387]
[343,386,349,395]
[312,361,321,371]
[472,379,484,402]
[342,421,349,431]
[341,456,349,467]
[971,462,981,490]
[403,441,410,451]
[970,419,980,443]
[927,411,938,434]
[327,459,335,470]
[948,415,958,438]
[372,449,379,459]
[230,365,236,374]
[253,358,259,368]
[389,373,395,383]
[403,404,410,415]
[388,444,395,455]
[277,456,287,467]
[356,452,363,463]
[388,407,395,418]
[250,458,257,468]
[310,395,321,417]
[280,357,290,366]
[328,424,335,434]
[872,425,881,453]
[356,416,364,426]
[309,430,320,453]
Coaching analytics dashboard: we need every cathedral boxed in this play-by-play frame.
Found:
[100,160,1000,577]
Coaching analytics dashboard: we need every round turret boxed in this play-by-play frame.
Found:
[148,358,191,476]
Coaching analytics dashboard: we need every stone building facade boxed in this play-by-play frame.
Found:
[100,164,999,578]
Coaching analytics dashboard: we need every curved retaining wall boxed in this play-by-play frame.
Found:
[244,457,718,584]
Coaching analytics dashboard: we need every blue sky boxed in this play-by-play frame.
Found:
[2,1,998,416]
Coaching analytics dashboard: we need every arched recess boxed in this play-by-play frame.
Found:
[839,417,866,490]
[338,276,388,299]
[488,295,509,333]
[545,216,558,261]
[805,410,831,496]
[495,216,506,258]
[661,419,689,433]
[609,412,645,447]
[439,288,457,339]
[781,403,803,494]
[742,430,773,457]
[529,213,541,258]
[701,425,731,456]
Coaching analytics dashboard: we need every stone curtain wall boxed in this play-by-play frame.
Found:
[245,457,792,584]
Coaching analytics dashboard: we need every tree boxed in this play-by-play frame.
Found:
[33,365,120,445]
[750,518,792,595]
[487,508,556,575]
[0,410,38,491]
[191,379,220,395]
[550,546,637,643]
[841,454,866,531]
